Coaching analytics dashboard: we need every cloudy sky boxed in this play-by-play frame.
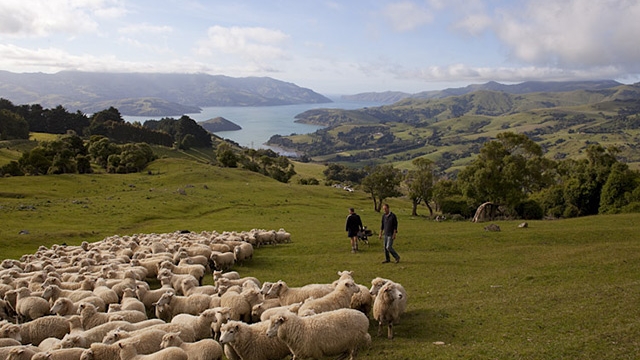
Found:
[1,0,639,95]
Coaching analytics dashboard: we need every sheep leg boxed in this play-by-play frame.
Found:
[387,323,394,340]
[335,351,349,360]
[377,321,383,337]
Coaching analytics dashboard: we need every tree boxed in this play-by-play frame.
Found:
[405,158,436,216]
[0,109,29,140]
[599,162,639,213]
[217,142,238,168]
[458,132,551,212]
[361,164,403,212]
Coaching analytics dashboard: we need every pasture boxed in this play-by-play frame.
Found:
[1,157,639,359]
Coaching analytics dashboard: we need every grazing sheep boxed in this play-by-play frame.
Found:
[212,271,239,282]
[10,287,50,322]
[42,285,94,304]
[101,328,167,354]
[158,261,206,285]
[250,299,281,322]
[1,316,70,346]
[135,286,174,312]
[4,345,40,360]
[0,338,21,347]
[119,288,146,314]
[372,281,407,339]
[297,279,360,316]
[117,339,188,360]
[31,347,85,360]
[274,229,291,243]
[210,252,235,272]
[50,297,107,317]
[170,308,219,341]
[259,302,303,323]
[266,309,371,360]
[219,320,290,360]
[37,337,62,352]
[157,269,198,295]
[160,332,223,360]
[220,288,261,323]
[233,243,254,266]
[209,307,232,341]
[180,278,217,297]
[266,280,333,306]
[153,292,211,322]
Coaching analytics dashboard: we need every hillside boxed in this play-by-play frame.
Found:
[270,83,640,171]
[342,80,623,103]
[0,70,332,116]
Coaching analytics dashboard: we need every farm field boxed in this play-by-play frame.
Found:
[1,157,640,359]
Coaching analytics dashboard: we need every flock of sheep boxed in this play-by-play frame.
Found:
[0,228,407,360]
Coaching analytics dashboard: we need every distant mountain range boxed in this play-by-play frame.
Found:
[342,80,624,103]
[0,71,332,116]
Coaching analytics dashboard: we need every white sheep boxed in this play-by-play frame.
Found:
[372,281,407,339]
[50,297,106,317]
[259,302,303,323]
[266,280,333,306]
[233,243,253,265]
[156,269,198,295]
[219,320,290,360]
[160,331,223,360]
[4,345,40,360]
[101,328,168,354]
[117,339,188,360]
[212,271,240,282]
[157,261,206,284]
[37,337,63,352]
[42,285,94,304]
[297,279,360,316]
[266,309,371,360]
[135,285,174,312]
[180,278,218,297]
[169,308,219,341]
[0,316,70,346]
[220,287,261,323]
[119,288,146,314]
[79,302,146,330]
[210,252,235,271]
[250,299,281,322]
[31,347,85,360]
[10,287,50,322]
[153,292,212,322]
[209,307,232,341]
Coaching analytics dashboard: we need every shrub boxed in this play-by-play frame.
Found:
[515,199,544,220]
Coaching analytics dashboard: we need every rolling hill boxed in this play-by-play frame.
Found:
[269,82,640,172]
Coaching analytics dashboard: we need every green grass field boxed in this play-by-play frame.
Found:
[1,157,640,359]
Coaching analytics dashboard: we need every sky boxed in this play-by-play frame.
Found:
[1,0,639,95]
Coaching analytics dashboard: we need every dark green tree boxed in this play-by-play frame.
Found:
[405,157,436,216]
[361,164,403,212]
[217,142,238,168]
[0,109,29,140]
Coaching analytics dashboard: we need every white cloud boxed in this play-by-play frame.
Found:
[196,25,290,64]
[382,1,434,32]
[0,0,125,37]
[118,23,173,35]
[496,0,640,70]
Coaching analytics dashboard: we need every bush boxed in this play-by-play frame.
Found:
[515,199,544,220]
[440,198,475,218]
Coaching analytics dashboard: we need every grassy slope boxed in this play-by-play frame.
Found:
[1,157,640,359]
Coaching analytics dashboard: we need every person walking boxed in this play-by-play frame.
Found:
[379,203,400,263]
[346,208,363,253]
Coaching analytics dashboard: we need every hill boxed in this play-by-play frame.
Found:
[0,70,332,116]
[200,116,242,132]
[342,80,623,103]
[269,83,640,171]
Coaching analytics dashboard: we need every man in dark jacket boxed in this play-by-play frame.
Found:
[379,203,400,263]
[346,208,363,253]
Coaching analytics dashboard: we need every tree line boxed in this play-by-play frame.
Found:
[325,132,640,218]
